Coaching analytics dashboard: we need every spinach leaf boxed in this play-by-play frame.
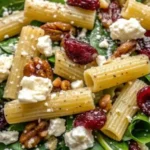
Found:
[90,20,117,57]
[0,82,6,101]
[56,138,69,150]
[123,113,150,144]
[30,20,44,27]
[49,0,65,4]
[89,141,104,150]
[0,0,24,17]
[48,56,55,64]
[0,142,23,150]
[96,132,128,150]
[66,116,74,131]
[8,123,26,132]
[136,0,143,2]
[0,37,18,55]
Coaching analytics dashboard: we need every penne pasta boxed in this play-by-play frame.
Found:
[54,50,96,81]
[121,0,150,30]
[3,26,44,100]
[101,80,147,141]
[4,88,95,124]
[84,55,150,92]
[24,0,96,30]
[0,11,30,41]
[99,0,110,9]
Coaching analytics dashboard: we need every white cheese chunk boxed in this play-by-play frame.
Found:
[37,35,53,57]
[110,18,146,42]
[71,80,84,89]
[99,39,109,48]
[48,118,66,137]
[0,55,13,83]
[96,55,106,66]
[0,131,19,145]
[77,28,87,39]
[64,126,94,150]
[18,76,53,103]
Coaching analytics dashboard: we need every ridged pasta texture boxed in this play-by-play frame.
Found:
[54,50,96,81]
[24,0,96,30]
[101,79,147,141]
[84,55,150,92]
[121,0,150,30]
[4,88,95,124]
[0,11,30,41]
[3,26,44,100]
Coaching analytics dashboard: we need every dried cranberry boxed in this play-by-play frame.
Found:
[137,86,150,116]
[63,37,98,65]
[129,140,141,150]
[67,0,99,10]
[137,31,150,58]
[74,108,107,130]
[100,0,121,28]
[0,106,7,130]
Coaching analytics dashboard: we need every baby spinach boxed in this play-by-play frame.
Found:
[123,113,150,144]
[49,0,65,4]
[0,142,23,150]
[96,132,128,150]
[89,141,104,150]
[0,82,6,102]
[90,20,117,57]
[8,123,26,132]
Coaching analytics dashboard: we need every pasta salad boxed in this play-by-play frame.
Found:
[0,0,149,150]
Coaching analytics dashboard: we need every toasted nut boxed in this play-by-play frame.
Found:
[41,22,76,41]
[61,80,71,91]
[20,120,49,149]
[24,57,53,80]
[24,136,41,149]
[112,40,136,58]
[99,94,112,112]
[53,77,62,88]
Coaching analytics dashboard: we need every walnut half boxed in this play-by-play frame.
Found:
[20,120,49,149]
[24,57,53,80]
[41,22,76,41]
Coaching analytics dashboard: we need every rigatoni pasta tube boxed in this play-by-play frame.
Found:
[84,55,150,92]
[121,0,150,30]
[4,88,95,124]
[3,26,44,100]
[54,50,96,81]
[24,0,96,30]
[0,11,30,41]
[101,80,147,141]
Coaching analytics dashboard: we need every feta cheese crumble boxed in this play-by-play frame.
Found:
[110,18,146,42]
[37,35,53,57]
[48,118,66,137]
[0,55,13,83]
[96,55,106,66]
[71,80,84,89]
[0,131,19,145]
[99,39,109,48]
[64,126,94,150]
[18,76,53,103]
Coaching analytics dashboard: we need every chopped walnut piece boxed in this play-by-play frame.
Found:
[99,94,112,112]
[20,120,49,149]
[41,22,76,41]
[112,40,136,58]
[61,80,71,91]
[24,57,53,80]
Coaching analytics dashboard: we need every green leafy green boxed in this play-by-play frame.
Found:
[48,56,55,64]
[89,141,104,150]
[0,142,23,150]
[30,20,44,27]
[0,82,6,102]
[96,132,128,150]
[66,116,74,131]
[49,0,65,4]
[90,20,117,57]
[8,123,26,132]
[0,37,18,55]
[56,138,69,150]
[136,0,143,2]
[123,113,150,144]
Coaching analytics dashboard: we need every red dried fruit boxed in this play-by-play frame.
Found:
[63,38,98,65]
[137,86,150,116]
[137,31,150,58]
[74,108,107,130]
[99,0,121,28]
[67,0,99,10]
[0,106,7,130]
[129,140,141,150]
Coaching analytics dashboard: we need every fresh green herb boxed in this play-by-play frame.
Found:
[123,113,150,144]
[8,123,26,132]
[90,20,117,57]
[96,132,128,150]
[0,37,18,55]
[48,56,55,64]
